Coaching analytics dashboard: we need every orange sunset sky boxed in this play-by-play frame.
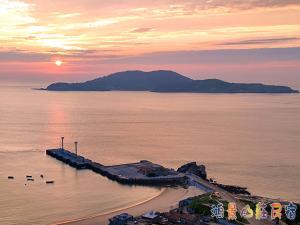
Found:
[1,0,300,87]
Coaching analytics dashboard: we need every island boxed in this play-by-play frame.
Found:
[43,70,298,93]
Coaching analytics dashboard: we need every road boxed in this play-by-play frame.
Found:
[187,174,285,225]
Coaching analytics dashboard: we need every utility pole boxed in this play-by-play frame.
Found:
[74,141,78,155]
[61,137,64,150]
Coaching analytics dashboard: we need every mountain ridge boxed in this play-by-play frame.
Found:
[44,70,298,93]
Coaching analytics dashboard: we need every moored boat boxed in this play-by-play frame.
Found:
[46,180,54,184]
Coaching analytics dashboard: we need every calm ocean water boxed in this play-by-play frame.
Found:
[0,83,299,225]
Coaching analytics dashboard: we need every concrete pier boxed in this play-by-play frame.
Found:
[46,149,94,169]
[46,148,187,186]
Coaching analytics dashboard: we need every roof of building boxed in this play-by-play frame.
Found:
[142,211,159,219]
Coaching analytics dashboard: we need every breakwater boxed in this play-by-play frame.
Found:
[46,148,187,186]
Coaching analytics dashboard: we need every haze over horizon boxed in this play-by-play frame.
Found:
[1,0,300,88]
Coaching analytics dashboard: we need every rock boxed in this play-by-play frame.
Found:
[216,184,251,195]
[177,162,207,179]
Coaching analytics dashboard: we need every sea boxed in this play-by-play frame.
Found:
[0,83,299,225]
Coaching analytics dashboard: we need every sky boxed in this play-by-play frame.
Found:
[1,0,300,87]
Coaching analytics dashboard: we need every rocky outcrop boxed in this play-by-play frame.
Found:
[177,162,207,179]
[216,184,251,195]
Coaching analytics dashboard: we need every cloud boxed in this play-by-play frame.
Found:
[220,37,300,45]
[0,50,50,62]
[61,16,139,30]
[0,49,123,63]
[130,27,153,33]
[228,0,300,9]
[0,0,36,27]
[173,0,300,11]
[1,0,300,65]
[138,0,300,18]
[3,47,300,65]
[56,13,81,19]
[103,47,300,65]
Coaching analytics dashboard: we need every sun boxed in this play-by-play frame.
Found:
[55,60,62,66]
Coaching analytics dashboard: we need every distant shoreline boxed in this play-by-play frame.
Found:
[38,88,299,94]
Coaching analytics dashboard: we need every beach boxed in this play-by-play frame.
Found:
[55,187,204,225]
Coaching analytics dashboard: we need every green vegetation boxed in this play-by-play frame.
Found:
[190,193,218,216]
[192,193,219,205]
[239,199,256,210]
[189,194,249,224]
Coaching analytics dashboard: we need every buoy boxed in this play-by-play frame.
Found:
[46,180,54,184]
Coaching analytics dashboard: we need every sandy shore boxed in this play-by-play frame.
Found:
[54,186,204,225]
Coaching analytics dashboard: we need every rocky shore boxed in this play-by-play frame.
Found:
[214,183,251,195]
[108,162,299,225]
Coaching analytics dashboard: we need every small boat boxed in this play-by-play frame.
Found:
[46,180,54,184]
[27,178,34,181]
[8,176,14,179]
[40,174,44,178]
[26,175,32,178]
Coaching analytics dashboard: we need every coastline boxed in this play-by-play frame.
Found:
[54,186,204,225]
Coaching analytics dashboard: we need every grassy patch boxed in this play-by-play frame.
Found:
[239,199,256,210]
[190,194,249,224]
[190,194,218,216]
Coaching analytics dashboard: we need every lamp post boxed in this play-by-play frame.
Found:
[74,141,78,155]
[61,137,64,150]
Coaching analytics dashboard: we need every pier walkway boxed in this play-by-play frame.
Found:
[46,148,187,186]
